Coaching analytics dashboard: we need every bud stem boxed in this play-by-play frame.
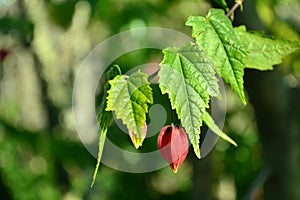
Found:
[226,0,244,17]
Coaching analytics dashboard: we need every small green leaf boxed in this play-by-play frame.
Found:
[186,8,248,104]
[202,111,237,147]
[98,65,122,128]
[235,26,300,71]
[159,42,220,158]
[91,65,121,187]
[106,70,153,148]
[91,127,107,187]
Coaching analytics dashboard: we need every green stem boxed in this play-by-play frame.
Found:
[148,69,159,81]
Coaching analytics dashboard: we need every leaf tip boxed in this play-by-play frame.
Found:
[131,138,144,149]
[129,133,145,149]
[222,133,238,147]
[226,138,238,147]
[90,179,96,188]
[237,90,247,105]
[241,98,247,105]
[90,159,100,188]
[194,147,201,159]
[128,122,147,149]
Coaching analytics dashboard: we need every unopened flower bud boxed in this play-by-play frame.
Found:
[158,124,189,173]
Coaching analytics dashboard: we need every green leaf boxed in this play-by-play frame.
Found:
[91,127,107,187]
[186,8,248,104]
[235,26,300,71]
[202,111,237,147]
[158,42,220,158]
[98,65,122,128]
[91,65,121,187]
[106,70,153,148]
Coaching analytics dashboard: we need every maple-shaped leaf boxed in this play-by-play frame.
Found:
[159,42,220,158]
[235,26,300,71]
[106,70,153,149]
[91,65,121,187]
[186,8,248,104]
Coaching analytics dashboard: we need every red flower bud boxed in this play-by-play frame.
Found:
[157,124,189,173]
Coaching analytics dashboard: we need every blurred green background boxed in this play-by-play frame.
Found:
[0,0,300,199]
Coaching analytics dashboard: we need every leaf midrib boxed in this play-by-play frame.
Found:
[207,18,240,86]
[127,80,144,136]
[176,55,200,144]
[178,50,219,98]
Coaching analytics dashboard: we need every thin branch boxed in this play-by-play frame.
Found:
[147,69,159,81]
[226,0,244,17]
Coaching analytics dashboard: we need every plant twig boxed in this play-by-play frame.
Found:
[148,69,159,81]
[226,0,244,17]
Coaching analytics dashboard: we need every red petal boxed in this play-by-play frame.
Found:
[158,125,189,172]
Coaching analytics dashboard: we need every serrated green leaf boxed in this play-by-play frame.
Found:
[186,8,247,104]
[235,26,300,71]
[158,42,220,158]
[106,71,153,148]
[202,111,237,147]
[91,65,121,187]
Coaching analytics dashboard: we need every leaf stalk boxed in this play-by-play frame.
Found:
[226,0,244,17]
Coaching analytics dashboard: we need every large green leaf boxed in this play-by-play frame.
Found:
[158,42,220,158]
[186,8,248,104]
[106,70,153,149]
[91,65,121,187]
[235,26,300,71]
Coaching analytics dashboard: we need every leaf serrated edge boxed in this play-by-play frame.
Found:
[186,10,247,105]
[106,71,153,148]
